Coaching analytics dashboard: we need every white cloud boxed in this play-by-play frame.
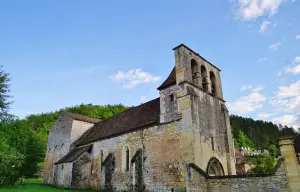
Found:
[270,80,300,128]
[269,42,281,51]
[257,57,268,63]
[272,115,300,128]
[240,84,264,92]
[296,35,300,39]
[259,20,271,33]
[140,96,148,103]
[257,112,276,120]
[252,85,264,92]
[294,56,300,64]
[233,0,294,21]
[286,65,300,75]
[227,92,266,115]
[110,68,161,89]
[274,81,300,99]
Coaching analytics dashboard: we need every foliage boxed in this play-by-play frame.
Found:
[234,130,254,148]
[246,156,277,175]
[0,65,12,120]
[0,100,128,185]
[230,115,286,150]
[0,129,25,185]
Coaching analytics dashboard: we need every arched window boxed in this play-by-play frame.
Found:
[201,65,208,92]
[191,59,199,86]
[206,158,224,176]
[210,71,217,96]
[122,146,130,172]
[100,150,103,170]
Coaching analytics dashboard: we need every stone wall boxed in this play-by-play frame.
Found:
[44,113,96,187]
[75,120,190,191]
[71,151,92,189]
[70,120,94,144]
[186,160,290,192]
[159,85,180,124]
[44,113,73,185]
[174,81,235,176]
[56,163,72,188]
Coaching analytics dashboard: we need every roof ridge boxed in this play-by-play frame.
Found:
[64,112,100,124]
[95,97,160,125]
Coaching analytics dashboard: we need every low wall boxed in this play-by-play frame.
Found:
[186,159,289,192]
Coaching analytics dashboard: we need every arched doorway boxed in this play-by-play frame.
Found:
[206,157,224,176]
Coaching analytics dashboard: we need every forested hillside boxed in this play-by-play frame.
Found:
[230,115,284,150]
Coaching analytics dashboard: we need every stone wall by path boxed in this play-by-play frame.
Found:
[186,159,290,192]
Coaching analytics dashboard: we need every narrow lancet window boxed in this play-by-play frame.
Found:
[126,147,129,171]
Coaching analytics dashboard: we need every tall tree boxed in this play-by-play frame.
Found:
[0,66,12,120]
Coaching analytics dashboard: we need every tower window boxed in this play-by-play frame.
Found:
[201,65,208,92]
[170,94,174,102]
[211,137,214,151]
[210,71,217,97]
[191,59,199,87]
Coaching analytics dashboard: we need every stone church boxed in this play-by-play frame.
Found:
[43,44,300,192]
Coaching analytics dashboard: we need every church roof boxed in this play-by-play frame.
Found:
[75,98,160,146]
[55,144,93,164]
[66,112,100,124]
[157,67,176,90]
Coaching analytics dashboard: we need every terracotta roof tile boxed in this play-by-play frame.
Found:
[55,144,93,164]
[157,67,176,90]
[75,98,160,146]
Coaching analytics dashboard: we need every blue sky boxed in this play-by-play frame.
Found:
[1,0,300,127]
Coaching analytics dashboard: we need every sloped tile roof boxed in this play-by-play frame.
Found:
[157,67,176,90]
[75,98,160,146]
[55,144,93,164]
[67,112,100,124]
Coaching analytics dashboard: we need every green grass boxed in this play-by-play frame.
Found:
[0,179,95,192]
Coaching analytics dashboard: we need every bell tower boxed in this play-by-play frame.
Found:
[157,44,236,175]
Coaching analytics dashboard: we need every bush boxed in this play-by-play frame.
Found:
[247,156,277,174]
[0,144,25,185]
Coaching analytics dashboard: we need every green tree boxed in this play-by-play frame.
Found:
[0,66,12,120]
[234,130,254,148]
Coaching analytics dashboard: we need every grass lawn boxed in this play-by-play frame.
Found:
[0,179,96,192]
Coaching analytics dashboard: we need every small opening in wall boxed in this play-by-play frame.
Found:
[218,146,220,151]
[211,137,214,151]
[61,164,64,170]
[126,148,129,171]
[170,94,174,102]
